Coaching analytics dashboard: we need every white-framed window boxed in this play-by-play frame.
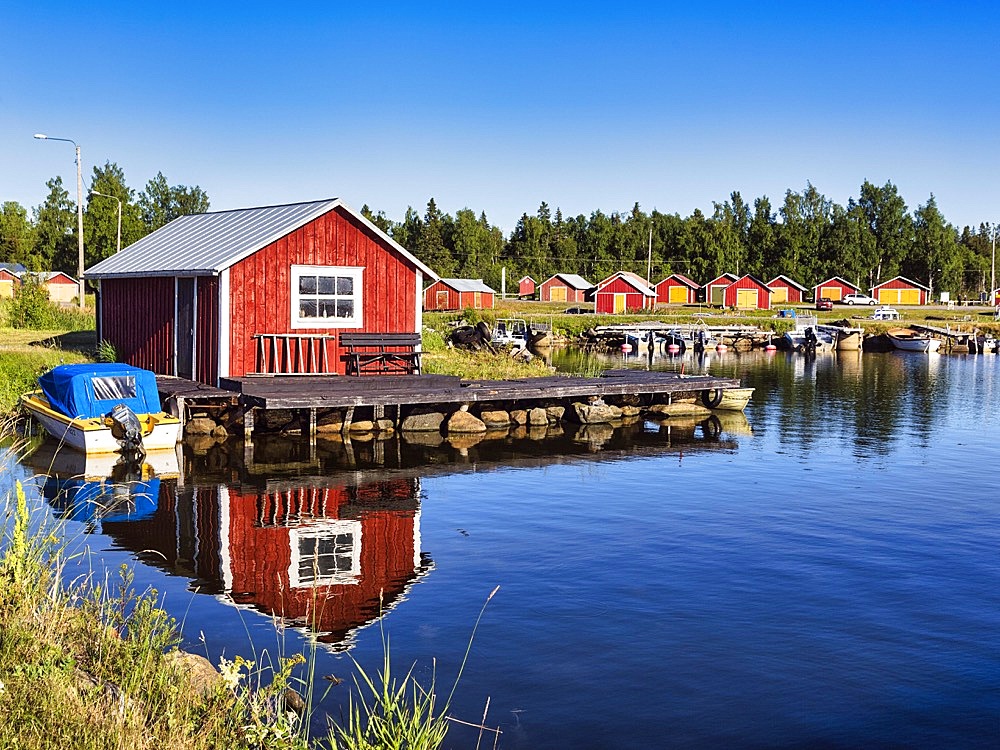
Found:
[288,520,362,588]
[290,265,363,328]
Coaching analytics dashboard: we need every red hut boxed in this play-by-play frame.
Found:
[655,273,700,305]
[517,275,536,299]
[422,278,496,311]
[540,273,591,303]
[86,198,438,384]
[766,275,808,304]
[871,276,929,305]
[722,275,773,310]
[0,263,24,299]
[813,276,858,303]
[703,273,738,307]
[593,271,655,314]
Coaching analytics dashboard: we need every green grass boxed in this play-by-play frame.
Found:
[0,425,491,749]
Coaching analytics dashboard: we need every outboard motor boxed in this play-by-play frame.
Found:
[108,403,146,458]
[803,327,818,355]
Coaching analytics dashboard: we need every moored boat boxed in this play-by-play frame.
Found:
[21,364,180,455]
[697,386,755,411]
[886,328,942,353]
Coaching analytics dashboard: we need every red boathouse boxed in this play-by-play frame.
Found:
[722,275,773,310]
[85,199,438,385]
[593,271,656,314]
[655,273,700,305]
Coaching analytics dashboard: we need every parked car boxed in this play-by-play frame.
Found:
[815,297,833,311]
[842,293,877,306]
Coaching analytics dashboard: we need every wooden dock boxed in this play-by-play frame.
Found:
[159,370,742,438]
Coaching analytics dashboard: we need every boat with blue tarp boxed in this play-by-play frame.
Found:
[21,363,180,455]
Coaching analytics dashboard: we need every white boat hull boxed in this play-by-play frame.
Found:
[22,394,181,455]
[887,331,942,353]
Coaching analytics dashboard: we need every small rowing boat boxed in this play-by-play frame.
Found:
[886,328,941,353]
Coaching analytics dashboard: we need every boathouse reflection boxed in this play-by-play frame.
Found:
[32,413,743,648]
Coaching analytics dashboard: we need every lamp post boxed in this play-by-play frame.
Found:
[34,133,85,309]
[90,190,122,255]
[991,223,997,307]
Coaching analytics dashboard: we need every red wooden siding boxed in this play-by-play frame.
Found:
[100,277,175,373]
[723,276,772,309]
[813,278,857,302]
[595,276,652,314]
[422,281,494,310]
[871,278,928,305]
[766,280,804,303]
[518,277,535,297]
[655,277,698,305]
[228,208,418,377]
[540,278,587,303]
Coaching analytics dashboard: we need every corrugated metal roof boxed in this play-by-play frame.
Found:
[439,278,496,293]
[85,198,438,280]
[554,273,592,289]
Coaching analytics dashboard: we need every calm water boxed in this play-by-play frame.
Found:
[4,349,999,748]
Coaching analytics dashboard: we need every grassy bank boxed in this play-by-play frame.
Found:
[0,461,483,749]
[0,330,94,415]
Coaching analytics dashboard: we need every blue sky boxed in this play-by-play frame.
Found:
[3,1,998,232]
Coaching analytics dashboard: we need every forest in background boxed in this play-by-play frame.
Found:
[2,165,996,299]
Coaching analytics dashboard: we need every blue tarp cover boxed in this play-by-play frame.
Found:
[38,363,162,419]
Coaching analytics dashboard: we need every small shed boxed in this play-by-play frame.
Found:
[766,275,808,304]
[0,263,25,299]
[21,271,79,304]
[540,273,591,303]
[655,273,700,305]
[993,288,1000,306]
[423,278,496,311]
[871,276,929,305]
[723,275,773,310]
[517,275,536,299]
[703,273,738,306]
[593,271,656,314]
[86,198,438,384]
[813,277,858,302]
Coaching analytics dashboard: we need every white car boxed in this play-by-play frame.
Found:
[843,293,877,306]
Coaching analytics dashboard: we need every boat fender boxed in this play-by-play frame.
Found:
[701,389,725,408]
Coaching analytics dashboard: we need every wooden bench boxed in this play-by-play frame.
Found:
[339,332,422,376]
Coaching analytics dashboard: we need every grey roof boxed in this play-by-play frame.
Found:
[0,263,27,274]
[85,198,438,280]
[552,273,591,289]
[439,278,496,293]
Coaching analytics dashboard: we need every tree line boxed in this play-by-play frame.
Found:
[0,163,208,275]
[3,171,996,299]
[366,181,997,299]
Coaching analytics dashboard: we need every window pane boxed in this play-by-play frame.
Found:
[299,275,317,295]
[336,299,354,318]
[318,276,336,295]
[299,300,318,318]
[319,300,338,318]
[92,375,137,400]
[336,276,354,295]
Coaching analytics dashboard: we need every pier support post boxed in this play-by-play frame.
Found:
[341,406,354,435]
[243,407,255,440]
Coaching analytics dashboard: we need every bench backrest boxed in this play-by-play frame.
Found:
[339,332,421,348]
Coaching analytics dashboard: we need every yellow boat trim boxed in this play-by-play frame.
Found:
[22,391,180,432]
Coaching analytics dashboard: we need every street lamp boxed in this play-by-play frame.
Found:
[90,190,122,255]
[991,223,998,307]
[34,133,85,309]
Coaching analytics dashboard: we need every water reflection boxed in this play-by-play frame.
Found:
[27,414,740,649]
